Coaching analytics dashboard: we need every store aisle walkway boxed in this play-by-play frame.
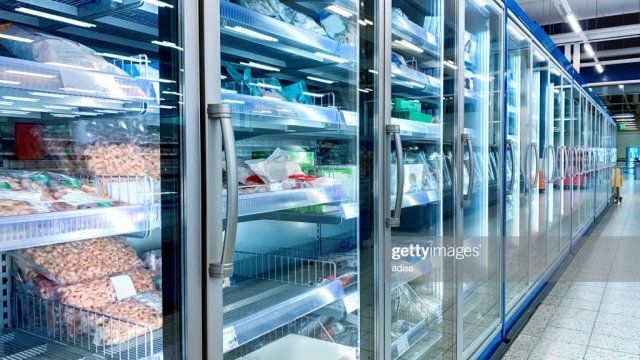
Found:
[502,175,640,360]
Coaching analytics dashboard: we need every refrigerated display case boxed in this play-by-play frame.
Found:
[0,1,187,359]
[215,0,361,358]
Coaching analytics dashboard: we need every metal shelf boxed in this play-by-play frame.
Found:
[391,65,441,99]
[223,93,356,133]
[0,57,158,117]
[224,185,349,218]
[221,1,356,63]
[391,190,440,209]
[391,118,440,140]
[0,204,159,252]
[391,12,439,58]
[223,279,346,352]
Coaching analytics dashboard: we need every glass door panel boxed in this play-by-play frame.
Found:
[461,0,503,356]
[0,1,185,359]
[387,0,447,358]
[571,87,581,240]
[219,0,360,358]
[560,78,572,251]
[546,65,561,266]
[527,50,544,283]
[505,22,531,314]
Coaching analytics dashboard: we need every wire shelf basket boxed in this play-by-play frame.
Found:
[11,292,161,360]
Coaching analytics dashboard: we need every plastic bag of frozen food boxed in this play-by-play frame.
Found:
[11,236,143,285]
[236,0,327,37]
[245,148,304,183]
[40,171,127,211]
[81,292,163,346]
[0,23,128,76]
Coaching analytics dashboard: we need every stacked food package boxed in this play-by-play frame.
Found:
[0,170,126,216]
[12,237,162,345]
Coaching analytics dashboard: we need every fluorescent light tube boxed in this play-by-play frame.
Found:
[443,60,458,70]
[29,92,68,98]
[358,19,367,26]
[240,61,280,72]
[584,44,595,57]
[0,33,34,43]
[0,101,13,106]
[5,70,55,79]
[0,110,29,115]
[325,5,354,18]
[73,112,100,116]
[306,76,335,84]
[137,76,176,84]
[302,92,324,98]
[3,96,38,102]
[60,87,98,94]
[364,19,374,26]
[51,113,78,118]
[148,105,176,109]
[392,40,424,54]
[314,52,349,63]
[45,62,96,71]
[95,110,121,114]
[0,80,20,85]
[566,14,582,34]
[368,69,378,75]
[16,7,95,28]
[162,91,184,97]
[595,63,604,73]
[19,107,50,112]
[151,40,184,51]
[224,26,278,42]
[44,105,74,110]
[248,82,282,90]
[221,99,246,105]
[472,0,487,7]
[143,0,174,8]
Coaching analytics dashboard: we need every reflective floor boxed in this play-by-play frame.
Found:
[503,174,640,360]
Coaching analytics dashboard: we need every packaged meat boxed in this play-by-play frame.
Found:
[0,23,128,76]
[84,293,162,345]
[235,0,327,37]
[0,198,48,216]
[245,148,304,183]
[12,236,143,285]
[83,143,160,180]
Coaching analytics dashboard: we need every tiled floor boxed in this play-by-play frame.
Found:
[502,175,640,360]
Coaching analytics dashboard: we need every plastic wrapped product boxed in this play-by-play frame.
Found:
[245,148,304,183]
[0,198,48,216]
[12,237,144,285]
[89,293,163,345]
[0,23,128,76]
[236,0,327,37]
[143,250,162,290]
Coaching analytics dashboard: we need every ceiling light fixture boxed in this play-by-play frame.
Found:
[15,7,95,28]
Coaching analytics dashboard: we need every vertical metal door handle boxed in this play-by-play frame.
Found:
[531,144,539,189]
[208,104,238,278]
[507,140,515,196]
[548,145,557,182]
[461,133,474,208]
[386,124,403,227]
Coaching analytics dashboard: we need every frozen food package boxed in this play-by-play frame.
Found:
[57,267,155,312]
[245,148,304,183]
[0,23,128,76]
[89,293,163,345]
[143,250,162,290]
[0,170,48,193]
[12,237,143,285]
[42,171,126,210]
[13,270,59,301]
[236,0,327,37]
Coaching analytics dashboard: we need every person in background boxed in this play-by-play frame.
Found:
[611,167,623,203]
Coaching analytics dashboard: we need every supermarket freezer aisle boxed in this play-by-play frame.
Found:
[502,174,640,360]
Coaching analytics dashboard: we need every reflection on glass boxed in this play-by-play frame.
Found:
[461,0,503,355]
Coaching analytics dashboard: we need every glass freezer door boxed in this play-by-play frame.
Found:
[460,0,503,356]
[386,0,448,358]
[214,0,361,359]
[0,1,190,359]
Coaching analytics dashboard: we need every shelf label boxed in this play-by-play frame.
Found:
[223,326,239,353]
[110,275,137,300]
[343,292,360,313]
[342,111,358,126]
[341,202,359,220]
[396,335,410,355]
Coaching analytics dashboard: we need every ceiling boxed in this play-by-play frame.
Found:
[519,0,640,131]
